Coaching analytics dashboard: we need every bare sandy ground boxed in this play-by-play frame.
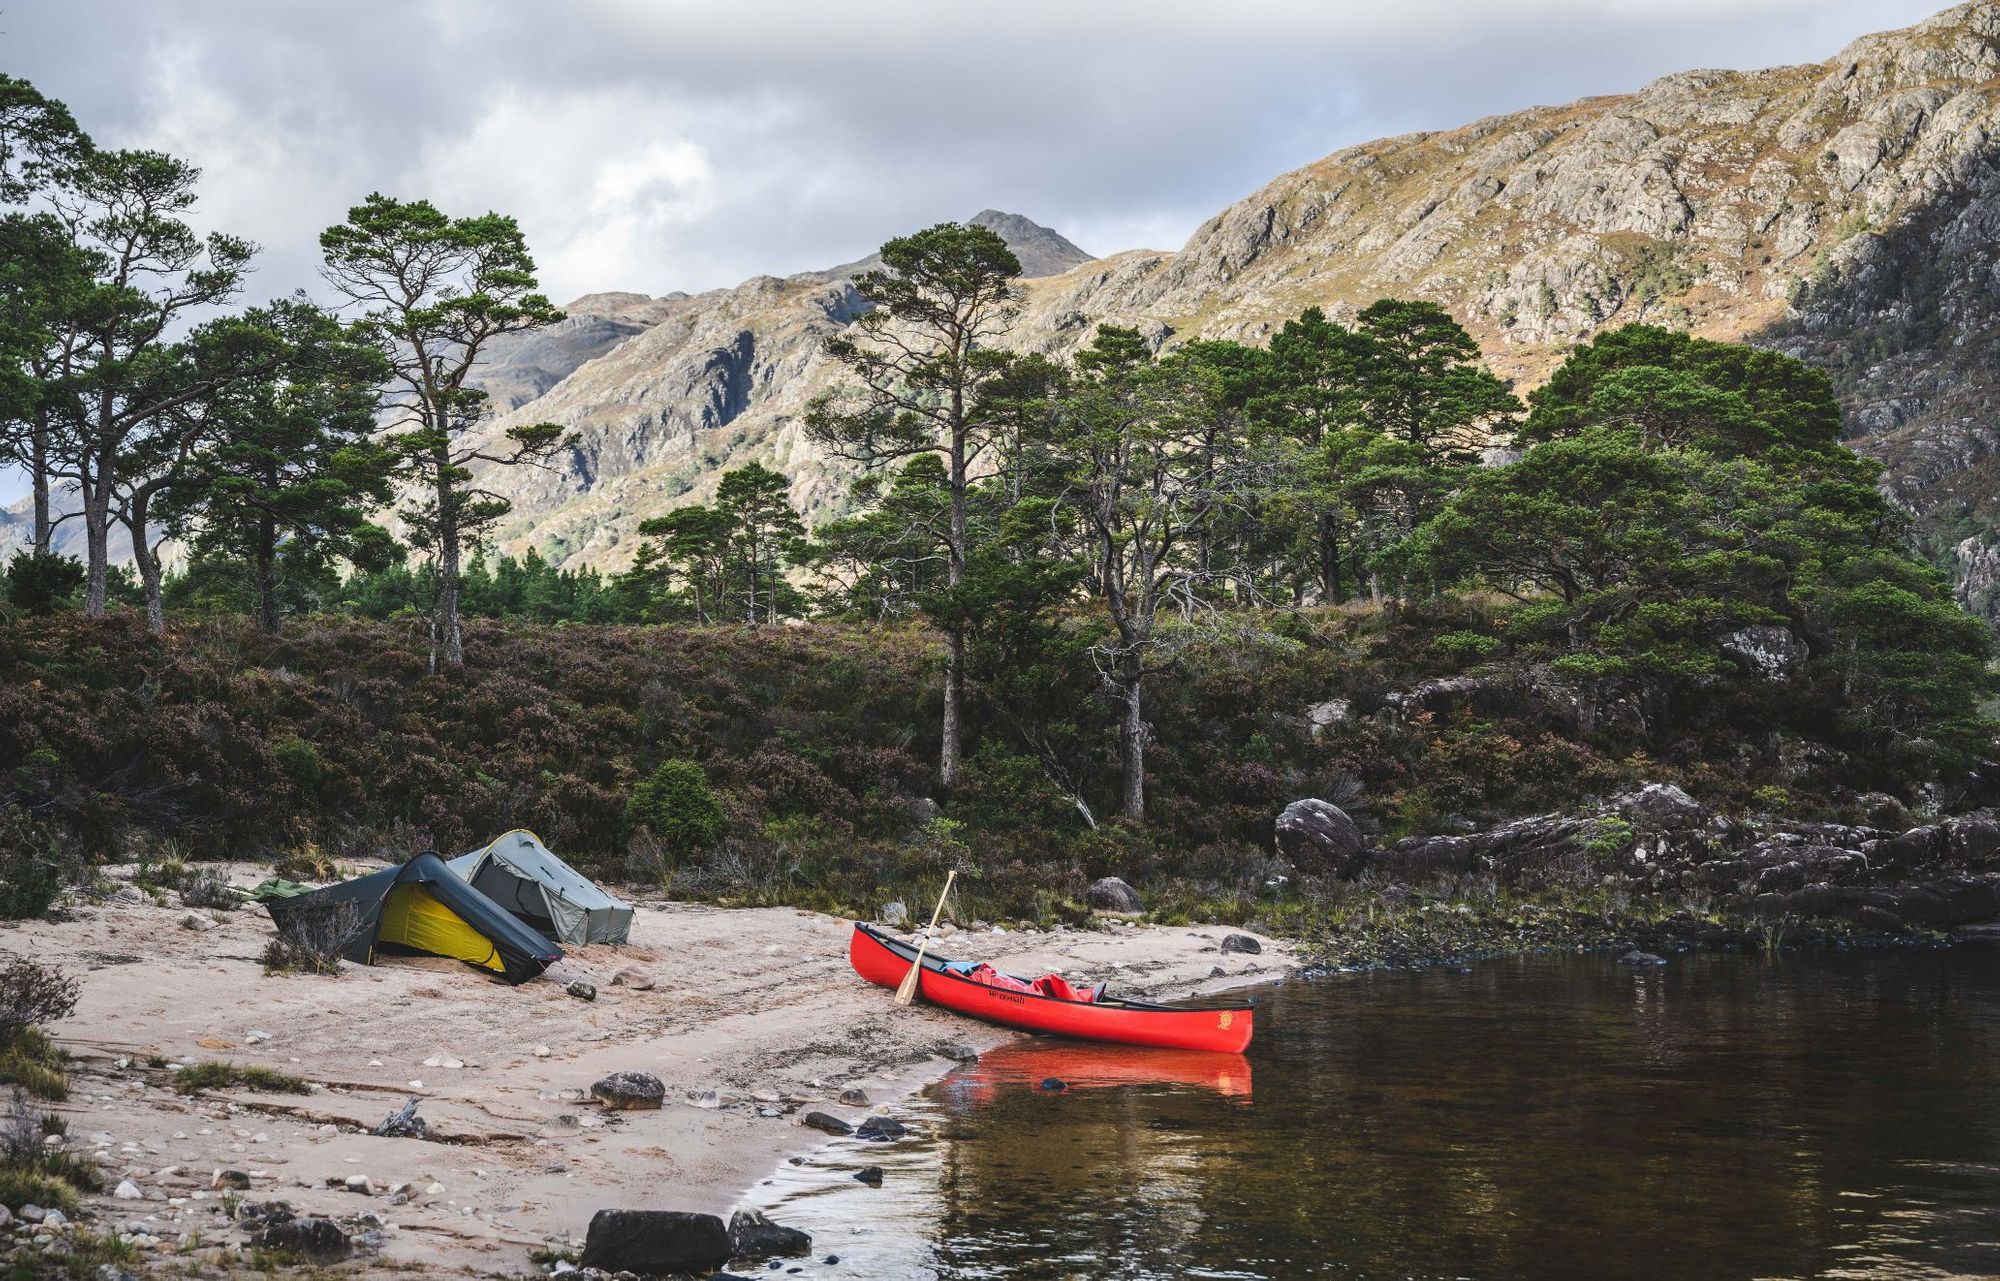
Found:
[2,866,1294,1277]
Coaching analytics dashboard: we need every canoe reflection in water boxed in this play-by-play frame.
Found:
[938,1039,1254,1109]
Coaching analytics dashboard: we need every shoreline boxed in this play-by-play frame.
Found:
[3,869,1300,1277]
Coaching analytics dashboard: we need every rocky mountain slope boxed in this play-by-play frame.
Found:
[459,2,2000,613]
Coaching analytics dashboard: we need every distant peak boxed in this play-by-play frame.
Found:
[966,210,1095,278]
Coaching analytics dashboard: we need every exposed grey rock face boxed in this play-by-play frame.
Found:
[470,292,691,412]
[417,5,2000,624]
[1721,625,1810,681]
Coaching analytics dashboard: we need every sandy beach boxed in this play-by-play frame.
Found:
[3,867,1293,1276]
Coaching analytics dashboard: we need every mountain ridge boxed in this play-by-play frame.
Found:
[462,2,2000,614]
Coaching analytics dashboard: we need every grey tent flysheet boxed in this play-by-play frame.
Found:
[448,829,634,946]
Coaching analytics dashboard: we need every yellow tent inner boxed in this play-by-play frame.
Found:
[378,884,503,973]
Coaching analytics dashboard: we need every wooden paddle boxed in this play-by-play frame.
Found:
[895,869,957,1007]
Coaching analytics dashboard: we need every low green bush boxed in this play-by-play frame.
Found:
[626,759,725,862]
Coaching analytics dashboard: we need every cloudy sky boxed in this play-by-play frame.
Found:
[5,0,1948,304]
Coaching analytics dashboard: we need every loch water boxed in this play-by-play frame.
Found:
[754,946,2000,1279]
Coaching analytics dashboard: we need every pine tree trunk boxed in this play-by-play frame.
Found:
[941,627,964,787]
[1318,510,1344,604]
[82,464,111,617]
[940,407,969,789]
[136,540,164,633]
[1119,652,1146,820]
[29,422,51,556]
[435,453,464,669]
[255,514,281,636]
[125,494,164,634]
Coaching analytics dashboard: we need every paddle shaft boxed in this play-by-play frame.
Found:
[894,869,957,1006]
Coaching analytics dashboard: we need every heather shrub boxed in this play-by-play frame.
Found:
[178,868,238,911]
[0,955,77,1048]
[261,900,362,976]
[0,805,78,920]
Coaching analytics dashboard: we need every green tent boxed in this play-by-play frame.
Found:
[263,853,562,984]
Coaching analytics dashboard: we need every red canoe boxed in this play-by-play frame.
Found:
[848,922,1254,1053]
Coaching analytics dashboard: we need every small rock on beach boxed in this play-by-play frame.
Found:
[591,1071,666,1110]
[802,1111,853,1136]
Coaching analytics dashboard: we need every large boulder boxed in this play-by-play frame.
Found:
[1085,877,1143,915]
[1274,800,1367,878]
[1948,817,2000,867]
[590,1072,665,1111]
[581,1209,731,1275]
[728,1209,811,1259]
[1476,814,1594,881]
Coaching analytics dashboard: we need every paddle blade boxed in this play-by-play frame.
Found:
[893,956,923,1006]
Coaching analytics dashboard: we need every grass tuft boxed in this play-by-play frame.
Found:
[0,1027,70,1101]
[0,1164,80,1214]
[172,1060,310,1095]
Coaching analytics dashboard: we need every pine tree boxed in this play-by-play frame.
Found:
[806,221,1023,786]
[320,194,570,668]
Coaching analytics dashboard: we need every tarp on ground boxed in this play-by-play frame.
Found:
[448,829,633,946]
[263,852,562,984]
[245,877,316,902]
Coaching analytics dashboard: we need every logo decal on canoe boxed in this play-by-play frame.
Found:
[1217,1011,1233,1029]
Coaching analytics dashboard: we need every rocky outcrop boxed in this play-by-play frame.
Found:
[1318,780,2000,933]
[453,211,1093,567]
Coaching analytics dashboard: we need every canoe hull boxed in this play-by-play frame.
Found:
[848,922,1254,1053]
